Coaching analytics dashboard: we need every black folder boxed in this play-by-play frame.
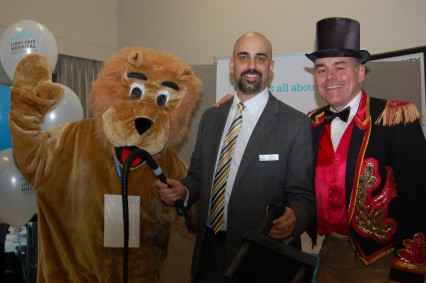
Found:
[225,201,317,283]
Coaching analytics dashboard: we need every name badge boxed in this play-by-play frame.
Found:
[259,154,279,161]
[104,194,140,248]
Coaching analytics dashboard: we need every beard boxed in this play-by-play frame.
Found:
[237,69,262,95]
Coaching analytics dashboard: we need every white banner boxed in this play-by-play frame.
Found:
[215,53,325,115]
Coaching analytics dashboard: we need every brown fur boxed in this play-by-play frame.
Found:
[9,48,201,282]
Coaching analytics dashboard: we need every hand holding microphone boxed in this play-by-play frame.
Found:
[155,178,187,210]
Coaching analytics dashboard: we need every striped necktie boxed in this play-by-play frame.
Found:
[210,102,245,233]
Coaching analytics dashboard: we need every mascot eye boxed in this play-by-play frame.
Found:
[129,83,145,99]
[157,90,170,106]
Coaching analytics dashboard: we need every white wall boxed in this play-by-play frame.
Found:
[0,0,119,62]
[119,0,426,65]
[3,0,425,65]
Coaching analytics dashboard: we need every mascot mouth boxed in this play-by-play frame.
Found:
[115,146,144,168]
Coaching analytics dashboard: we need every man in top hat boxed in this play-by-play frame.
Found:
[306,17,426,283]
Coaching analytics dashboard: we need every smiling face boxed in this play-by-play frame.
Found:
[230,32,274,101]
[314,57,365,111]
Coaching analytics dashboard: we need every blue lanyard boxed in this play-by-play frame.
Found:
[114,160,123,185]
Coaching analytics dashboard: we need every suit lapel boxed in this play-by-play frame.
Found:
[309,106,328,156]
[208,100,232,181]
[213,100,232,149]
[232,94,279,191]
[346,125,366,209]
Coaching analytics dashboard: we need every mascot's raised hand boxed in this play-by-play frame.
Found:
[9,48,201,283]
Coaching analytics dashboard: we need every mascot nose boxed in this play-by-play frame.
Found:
[135,118,153,135]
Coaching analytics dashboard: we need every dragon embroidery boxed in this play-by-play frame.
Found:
[352,158,397,242]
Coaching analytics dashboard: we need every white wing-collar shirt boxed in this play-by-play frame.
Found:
[329,91,362,151]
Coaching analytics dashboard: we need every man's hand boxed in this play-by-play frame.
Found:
[268,207,296,240]
[214,93,234,107]
[154,178,187,206]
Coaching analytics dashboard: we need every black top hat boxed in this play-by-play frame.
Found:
[306,17,370,63]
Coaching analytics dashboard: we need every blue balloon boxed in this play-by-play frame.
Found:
[0,84,12,151]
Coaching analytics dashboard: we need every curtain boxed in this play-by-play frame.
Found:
[55,54,103,118]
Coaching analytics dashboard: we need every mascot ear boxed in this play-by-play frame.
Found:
[128,50,144,67]
[178,67,193,81]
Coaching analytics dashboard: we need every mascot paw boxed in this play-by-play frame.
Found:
[13,53,64,100]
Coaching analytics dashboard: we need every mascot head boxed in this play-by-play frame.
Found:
[89,47,202,168]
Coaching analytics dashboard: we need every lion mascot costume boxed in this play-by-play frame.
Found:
[8,47,201,282]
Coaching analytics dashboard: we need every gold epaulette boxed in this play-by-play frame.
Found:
[375,100,420,126]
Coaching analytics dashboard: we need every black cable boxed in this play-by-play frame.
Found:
[121,158,131,283]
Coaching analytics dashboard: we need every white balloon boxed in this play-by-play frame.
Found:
[0,148,37,227]
[41,85,84,131]
[0,20,58,81]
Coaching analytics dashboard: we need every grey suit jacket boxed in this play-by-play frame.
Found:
[182,93,315,280]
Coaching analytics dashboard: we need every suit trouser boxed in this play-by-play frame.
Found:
[193,227,231,283]
[316,235,393,283]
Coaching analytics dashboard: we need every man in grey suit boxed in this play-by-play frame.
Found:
[156,31,315,282]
